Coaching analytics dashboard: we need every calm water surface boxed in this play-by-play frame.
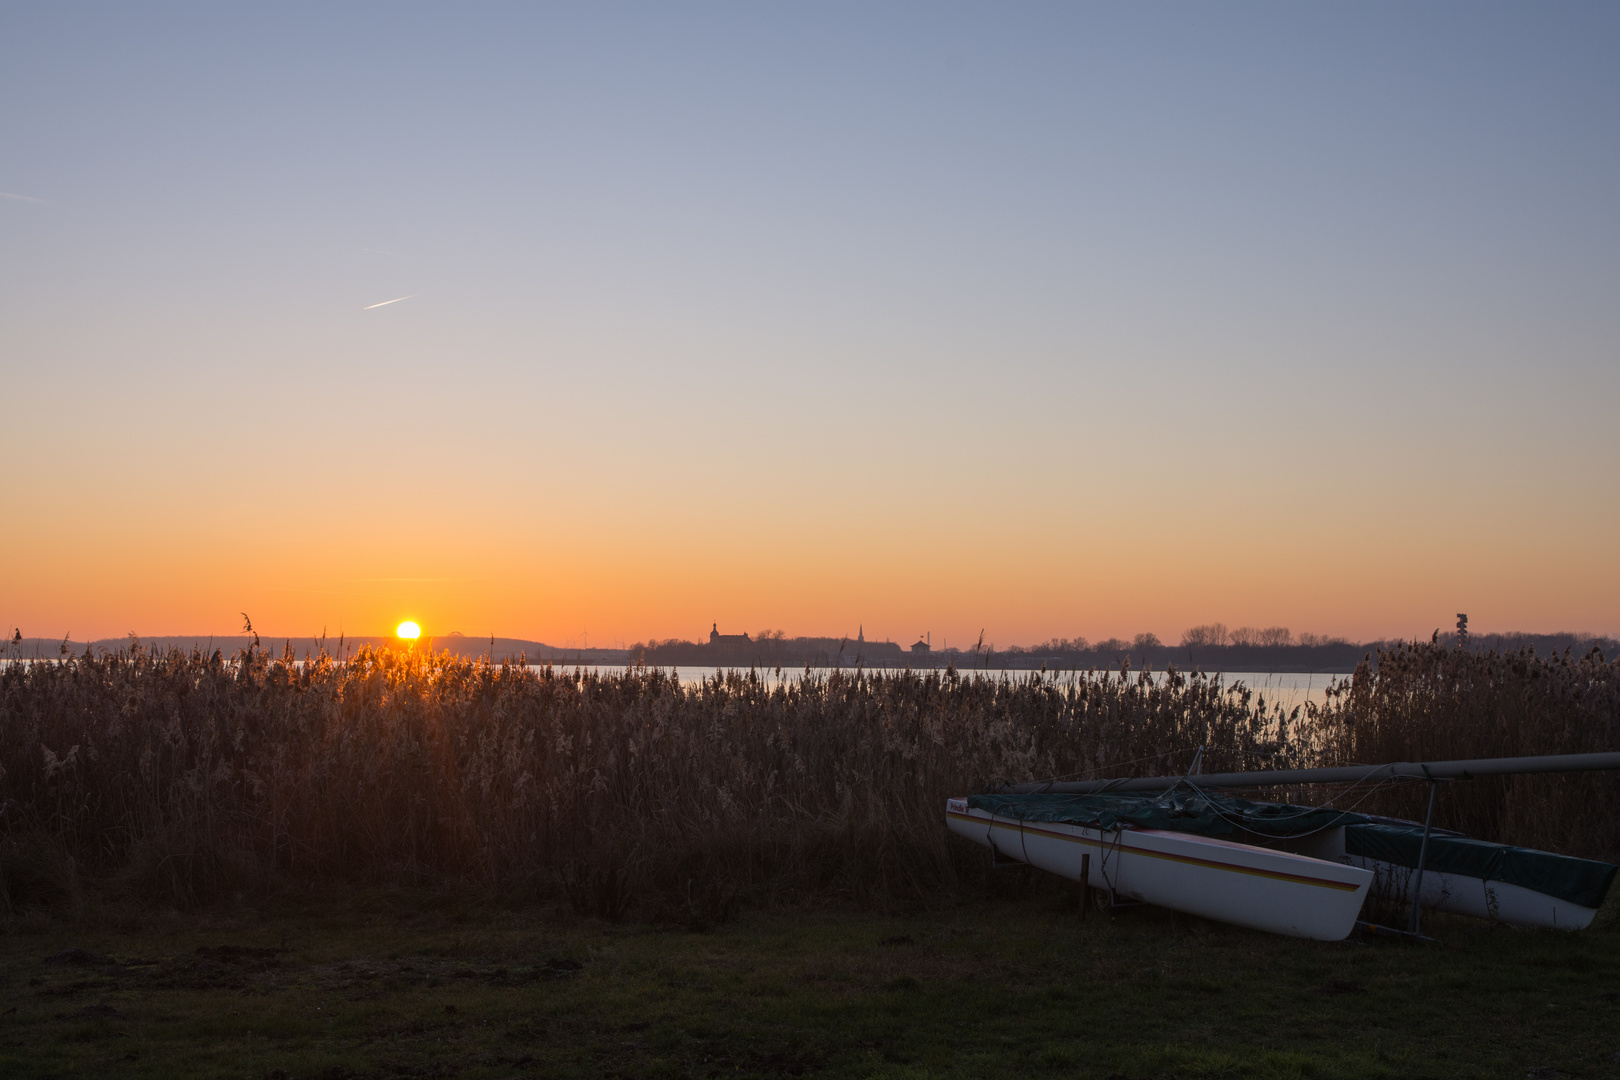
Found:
[0,656,1342,708]
[530,665,1347,707]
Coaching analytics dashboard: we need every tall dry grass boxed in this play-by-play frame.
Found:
[1305,638,1620,859]
[0,638,1614,917]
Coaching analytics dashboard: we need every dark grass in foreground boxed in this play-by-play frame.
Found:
[2,888,1618,1080]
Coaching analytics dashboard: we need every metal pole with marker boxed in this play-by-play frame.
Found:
[1408,776,1441,936]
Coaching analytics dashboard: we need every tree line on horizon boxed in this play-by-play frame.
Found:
[626,624,1619,673]
[6,625,1616,674]
[1004,623,1351,656]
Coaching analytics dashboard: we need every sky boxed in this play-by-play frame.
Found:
[3,2,1618,649]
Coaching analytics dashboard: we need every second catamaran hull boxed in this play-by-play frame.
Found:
[946,799,1373,940]
[1349,855,1598,930]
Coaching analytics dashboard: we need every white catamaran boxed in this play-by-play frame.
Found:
[947,752,1620,940]
[946,797,1374,939]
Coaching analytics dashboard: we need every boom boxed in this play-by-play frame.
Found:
[1002,751,1620,794]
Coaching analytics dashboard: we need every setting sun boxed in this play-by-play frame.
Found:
[396,621,421,640]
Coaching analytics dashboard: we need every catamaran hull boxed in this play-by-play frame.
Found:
[1349,856,1597,930]
[946,799,1373,940]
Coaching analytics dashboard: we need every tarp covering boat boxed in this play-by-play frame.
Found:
[966,790,1617,913]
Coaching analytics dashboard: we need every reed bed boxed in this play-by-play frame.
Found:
[0,638,1614,917]
[1306,638,1620,859]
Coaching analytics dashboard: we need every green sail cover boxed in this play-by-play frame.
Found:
[967,790,1361,840]
[965,790,1617,911]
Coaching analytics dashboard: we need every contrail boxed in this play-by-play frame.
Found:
[0,192,46,203]
[363,294,416,310]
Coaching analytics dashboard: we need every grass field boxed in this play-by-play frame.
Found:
[3,886,1617,1080]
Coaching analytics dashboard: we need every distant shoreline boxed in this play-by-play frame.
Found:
[6,631,1615,677]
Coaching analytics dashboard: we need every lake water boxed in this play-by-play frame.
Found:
[530,665,1348,708]
[0,655,1346,709]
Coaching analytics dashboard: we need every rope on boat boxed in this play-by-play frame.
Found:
[1163,773,1408,842]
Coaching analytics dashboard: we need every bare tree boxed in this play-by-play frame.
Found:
[1033,636,1090,653]
[1180,623,1229,647]
[1297,632,1349,647]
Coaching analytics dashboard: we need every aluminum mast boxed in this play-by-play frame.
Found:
[1002,751,1620,794]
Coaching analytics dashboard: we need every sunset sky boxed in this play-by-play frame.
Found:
[4,3,1618,648]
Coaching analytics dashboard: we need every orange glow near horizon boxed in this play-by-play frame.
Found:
[2,404,1617,648]
[3,496,1615,650]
